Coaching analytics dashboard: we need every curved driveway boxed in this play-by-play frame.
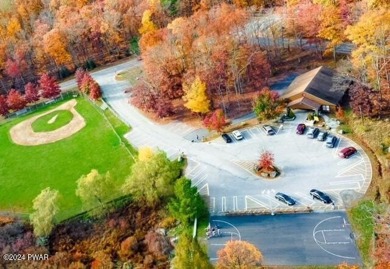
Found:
[60,58,372,215]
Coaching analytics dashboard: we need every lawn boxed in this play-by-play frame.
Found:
[0,97,134,220]
[31,110,74,132]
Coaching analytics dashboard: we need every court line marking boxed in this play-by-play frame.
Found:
[312,216,356,260]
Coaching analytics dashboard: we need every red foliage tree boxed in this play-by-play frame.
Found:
[0,95,9,116]
[24,82,40,103]
[130,83,158,112]
[39,73,61,98]
[203,109,227,132]
[89,80,102,100]
[75,68,87,88]
[7,89,27,111]
[155,97,174,118]
[349,83,389,118]
[5,59,21,78]
[79,73,93,94]
[258,150,275,172]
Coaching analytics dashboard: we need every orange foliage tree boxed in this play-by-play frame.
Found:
[217,240,263,269]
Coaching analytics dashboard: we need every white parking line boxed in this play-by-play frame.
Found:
[245,195,270,209]
[221,196,226,212]
[193,174,208,187]
[210,197,215,212]
[233,196,238,211]
[197,183,209,196]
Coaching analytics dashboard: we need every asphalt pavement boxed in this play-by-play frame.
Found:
[208,212,362,266]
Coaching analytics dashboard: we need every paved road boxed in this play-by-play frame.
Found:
[59,58,371,216]
[207,212,362,266]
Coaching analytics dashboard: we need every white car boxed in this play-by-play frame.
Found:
[232,130,243,140]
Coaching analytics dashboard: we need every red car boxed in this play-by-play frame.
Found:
[296,123,306,135]
[338,147,357,158]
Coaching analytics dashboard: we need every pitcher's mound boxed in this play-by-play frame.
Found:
[10,99,86,146]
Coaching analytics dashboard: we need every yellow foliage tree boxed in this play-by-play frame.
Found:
[139,9,157,35]
[138,146,155,162]
[183,76,210,114]
[76,169,115,216]
[29,187,59,237]
[345,9,390,87]
[318,4,345,59]
[7,17,21,40]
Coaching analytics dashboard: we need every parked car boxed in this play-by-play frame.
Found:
[310,189,333,204]
[317,130,328,141]
[232,130,243,140]
[221,133,232,143]
[262,125,275,135]
[338,147,357,158]
[275,192,296,206]
[325,135,337,148]
[296,123,306,135]
[306,127,319,139]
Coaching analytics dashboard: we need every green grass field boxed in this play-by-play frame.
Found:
[31,110,74,132]
[0,97,135,220]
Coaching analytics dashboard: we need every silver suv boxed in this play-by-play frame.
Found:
[306,127,319,139]
[325,135,337,148]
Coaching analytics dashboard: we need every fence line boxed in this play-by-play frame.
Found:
[88,97,136,161]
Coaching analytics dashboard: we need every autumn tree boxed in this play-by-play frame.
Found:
[29,187,59,238]
[335,106,345,122]
[168,177,208,226]
[122,149,182,206]
[0,95,9,116]
[76,169,116,217]
[258,150,275,172]
[318,4,345,60]
[5,58,26,81]
[217,240,263,269]
[6,89,26,110]
[203,109,227,132]
[39,73,61,98]
[75,68,87,88]
[349,83,389,118]
[183,76,210,114]
[172,232,213,269]
[345,9,390,90]
[24,82,39,103]
[43,28,72,67]
[253,87,284,121]
[139,9,157,35]
[89,80,102,100]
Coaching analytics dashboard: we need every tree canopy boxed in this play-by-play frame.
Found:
[122,149,182,205]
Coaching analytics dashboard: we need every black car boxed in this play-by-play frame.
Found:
[310,189,333,204]
[275,192,296,206]
[325,135,337,148]
[221,133,232,143]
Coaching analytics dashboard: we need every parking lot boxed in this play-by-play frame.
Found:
[203,111,372,214]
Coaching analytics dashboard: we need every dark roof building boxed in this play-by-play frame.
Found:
[281,66,347,112]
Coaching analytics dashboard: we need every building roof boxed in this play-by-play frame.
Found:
[281,66,346,106]
[287,97,321,110]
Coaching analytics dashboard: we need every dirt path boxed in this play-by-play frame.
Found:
[9,99,86,146]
